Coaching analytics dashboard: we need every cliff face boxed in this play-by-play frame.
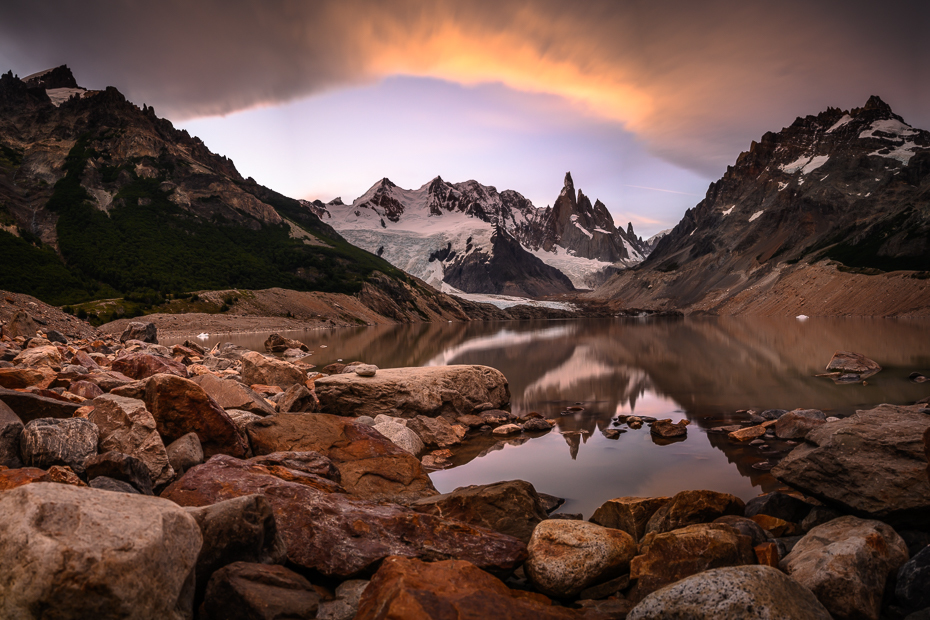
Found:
[595,96,930,316]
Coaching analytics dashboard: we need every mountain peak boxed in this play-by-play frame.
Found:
[23,65,78,90]
[862,95,892,114]
[563,172,574,193]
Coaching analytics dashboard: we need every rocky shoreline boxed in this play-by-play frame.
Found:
[1,319,929,619]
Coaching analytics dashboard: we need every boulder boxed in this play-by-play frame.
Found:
[0,400,24,468]
[119,321,158,344]
[373,418,425,455]
[897,545,930,613]
[409,480,549,543]
[0,386,82,422]
[278,383,317,413]
[246,413,437,503]
[525,519,637,599]
[68,379,104,399]
[645,489,746,535]
[772,404,930,528]
[263,333,308,353]
[225,408,263,435]
[2,310,38,338]
[111,352,188,380]
[143,374,248,458]
[627,565,832,620]
[12,345,62,368]
[84,451,154,495]
[80,370,136,392]
[167,432,205,475]
[629,523,756,603]
[248,451,341,483]
[727,424,767,442]
[356,556,588,620]
[590,496,671,542]
[200,562,320,620]
[71,349,102,371]
[775,409,826,439]
[406,414,467,448]
[0,483,200,620]
[744,491,814,523]
[650,419,688,438]
[0,366,57,389]
[89,394,174,485]
[240,351,306,388]
[192,374,275,415]
[316,579,369,620]
[20,417,98,475]
[711,515,770,547]
[750,513,799,537]
[162,455,526,578]
[826,351,881,377]
[184,495,287,606]
[781,516,909,620]
[90,475,143,494]
[315,365,510,419]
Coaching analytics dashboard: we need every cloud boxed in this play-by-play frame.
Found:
[1,0,927,176]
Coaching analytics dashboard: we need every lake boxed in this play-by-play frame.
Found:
[167,317,930,518]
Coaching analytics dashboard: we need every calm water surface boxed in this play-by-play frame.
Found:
[167,317,930,518]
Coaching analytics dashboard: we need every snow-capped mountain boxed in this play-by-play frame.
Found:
[305,173,649,294]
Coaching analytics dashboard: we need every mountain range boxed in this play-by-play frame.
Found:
[305,172,650,296]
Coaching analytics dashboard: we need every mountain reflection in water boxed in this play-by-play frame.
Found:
[170,317,930,518]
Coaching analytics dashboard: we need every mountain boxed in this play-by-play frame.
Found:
[308,173,649,295]
[0,65,423,308]
[595,96,930,316]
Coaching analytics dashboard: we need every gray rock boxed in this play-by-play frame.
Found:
[712,515,770,547]
[0,483,201,619]
[185,494,287,606]
[200,561,320,620]
[775,408,826,439]
[627,565,832,619]
[120,321,158,344]
[744,491,814,523]
[45,330,68,344]
[90,475,141,494]
[225,409,264,435]
[20,417,98,475]
[89,394,174,486]
[760,408,788,420]
[354,364,378,377]
[825,351,881,377]
[84,451,154,495]
[167,432,204,475]
[317,579,370,620]
[781,515,909,620]
[373,419,425,455]
[523,417,554,432]
[0,399,24,468]
[896,546,930,613]
[355,415,375,426]
[2,310,38,339]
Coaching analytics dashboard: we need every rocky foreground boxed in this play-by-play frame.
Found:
[0,320,929,619]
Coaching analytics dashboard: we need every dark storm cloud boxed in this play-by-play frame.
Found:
[1,0,926,175]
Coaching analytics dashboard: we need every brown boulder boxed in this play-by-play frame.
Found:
[143,374,248,458]
[263,333,308,353]
[200,562,320,620]
[240,352,306,388]
[409,480,549,543]
[644,490,746,535]
[119,321,158,344]
[162,455,526,578]
[0,367,57,389]
[0,400,24,468]
[81,370,136,392]
[13,345,62,368]
[781,516,909,620]
[775,409,826,440]
[277,383,317,413]
[590,496,671,542]
[315,365,510,420]
[629,523,756,602]
[192,374,275,416]
[68,380,104,400]
[826,351,882,377]
[355,556,588,620]
[406,414,467,448]
[89,394,174,485]
[111,352,188,380]
[71,349,102,371]
[650,419,687,438]
[246,413,436,503]
[0,387,82,423]
[0,466,49,490]
[2,310,38,338]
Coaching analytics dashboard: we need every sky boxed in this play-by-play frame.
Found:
[1,0,926,237]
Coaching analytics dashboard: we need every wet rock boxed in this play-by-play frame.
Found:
[781,516,908,620]
[493,423,522,435]
[896,546,930,613]
[406,414,467,448]
[264,333,308,353]
[745,491,814,523]
[826,351,881,377]
[644,489,746,535]
[246,413,436,503]
[111,352,188,380]
[712,515,770,547]
[650,419,688,438]
[166,432,204,475]
[420,448,453,469]
[627,416,643,429]
[2,310,39,338]
[0,483,200,620]
[20,417,98,475]
[241,351,306,388]
[0,400,24,468]
[354,364,378,377]
[316,579,369,620]
[773,404,930,528]
[356,556,585,620]
[278,383,318,413]
[84,451,154,495]
[590,496,671,542]
[373,418,425,455]
[185,495,287,606]
[143,374,248,458]
[315,365,510,420]
[525,519,637,599]
[409,480,549,543]
[162,455,525,578]
[200,561,320,620]
[192,373,275,415]
[775,408,826,439]
[727,424,768,442]
[0,366,57,389]
[120,321,158,344]
[525,417,555,432]
[629,523,756,603]
[88,394,174,485]
[627,565,832,620]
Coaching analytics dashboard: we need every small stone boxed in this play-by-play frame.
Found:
[354,364,378,377]
[492,423,522,436]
